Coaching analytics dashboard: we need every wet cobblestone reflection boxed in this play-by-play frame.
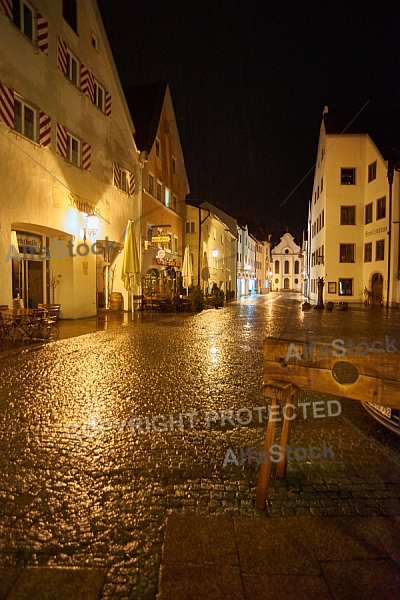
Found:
[0,294,399,599]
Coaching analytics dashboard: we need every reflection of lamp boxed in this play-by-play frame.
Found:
[83,214,99,242]
[211,249,218,258]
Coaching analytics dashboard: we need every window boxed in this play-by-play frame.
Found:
[93,80,105,111]
[185,222,195,234]
[340,244,355,263]
[174,235,178,253]
[284,260,289,274]
[156,181,162,201]
[376,239,385,261]
[377,197,386,220]
[365,202,373,224]
[341,168,356,185]
[294,260,299,274]
[165,187,170,208]
[339,279,353,296]
[275,260,279,274]
[172,195,177,211]
[62,0,77,33]
[119,168,130,193]
[91,32,99,51]
[322,210,324,227]
[364,242,372,262]
[155,138,161,159]
[13,0,34,41]
[66,133,81,166]
[148,174,154,195]
[368,161,377,182]
[172,157,176,175]
[66,50,79,86]
[341,206,356,225]
[14,97,37,142]
[213,227,216,240]
[321,177,323,193]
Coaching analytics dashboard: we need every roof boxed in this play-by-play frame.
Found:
[124,81,168,152]
[323,108,400,161]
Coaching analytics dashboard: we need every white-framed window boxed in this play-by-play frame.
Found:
[148,173,154,195]
[14,97,37,142]
[155,138,161,159]
[66,49,80,86]
[119,167,129,193]
[185,222,195,234]
[13,0,35,42]
[156,180,162,200]
[165,187,170,207]
[93,80,105,111]
[66,132,81,166]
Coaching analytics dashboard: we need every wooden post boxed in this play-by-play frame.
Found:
[276,394,294,479]
[256,380,296,510]
[256,397,278,510]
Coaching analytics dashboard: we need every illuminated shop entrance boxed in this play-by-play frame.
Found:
[11,231,49,308]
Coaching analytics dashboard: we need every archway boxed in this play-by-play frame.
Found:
[371,273,383,306]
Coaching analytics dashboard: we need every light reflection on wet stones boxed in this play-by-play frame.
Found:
[0,295,399,599]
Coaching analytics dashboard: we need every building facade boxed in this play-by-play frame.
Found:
[0,0,141,317]
[185,202,236,296]
[308,107,400,306]
[271,232,303,292]
[125,82,189,298]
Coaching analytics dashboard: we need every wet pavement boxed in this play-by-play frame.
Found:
[0,294,400,599]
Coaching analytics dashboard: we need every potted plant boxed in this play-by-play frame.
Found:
[189,286,204,311]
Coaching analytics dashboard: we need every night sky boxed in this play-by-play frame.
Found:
[96,0,400,242]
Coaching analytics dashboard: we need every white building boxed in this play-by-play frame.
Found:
[309,106,400,306]
[271,232,303,292]
[0,0,141,317]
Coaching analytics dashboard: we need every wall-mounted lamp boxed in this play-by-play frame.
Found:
[83,214,99,242]
[211,249,219,258]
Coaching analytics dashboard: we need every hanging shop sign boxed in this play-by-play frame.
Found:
[152,235,171,243]
[157,250,166,259]
[156,257,181,268]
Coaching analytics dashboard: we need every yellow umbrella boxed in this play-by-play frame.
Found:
[121,221,141,314]
[182,244,193,295]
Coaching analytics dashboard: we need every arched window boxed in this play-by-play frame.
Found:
[284,260,289,274]
[295,260,299,274]
[275,260,279,274]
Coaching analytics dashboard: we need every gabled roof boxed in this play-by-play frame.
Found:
[323,108,400,161]
[124,81,168,152]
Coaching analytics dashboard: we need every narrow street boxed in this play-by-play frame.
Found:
[0,294,400,599]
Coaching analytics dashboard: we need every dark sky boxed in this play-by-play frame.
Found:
[96,0,400,242]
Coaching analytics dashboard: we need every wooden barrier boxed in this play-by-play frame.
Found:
[256,337,400,510]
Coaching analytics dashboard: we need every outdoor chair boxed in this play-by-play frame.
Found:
[0,305,9,310]
[0,313,14,343]
[27,309,47,340]
[38,304,60,338]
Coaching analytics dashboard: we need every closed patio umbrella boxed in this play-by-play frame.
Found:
[121,221,141,315]
[182,244,192,296]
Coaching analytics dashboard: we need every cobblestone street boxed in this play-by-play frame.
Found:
[0,294,400,599]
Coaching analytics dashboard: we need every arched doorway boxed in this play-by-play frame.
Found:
[371,273,383,306]
[284,278,290,290]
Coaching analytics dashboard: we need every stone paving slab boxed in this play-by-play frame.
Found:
[157,515,400,600]
[1,567,106,600]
